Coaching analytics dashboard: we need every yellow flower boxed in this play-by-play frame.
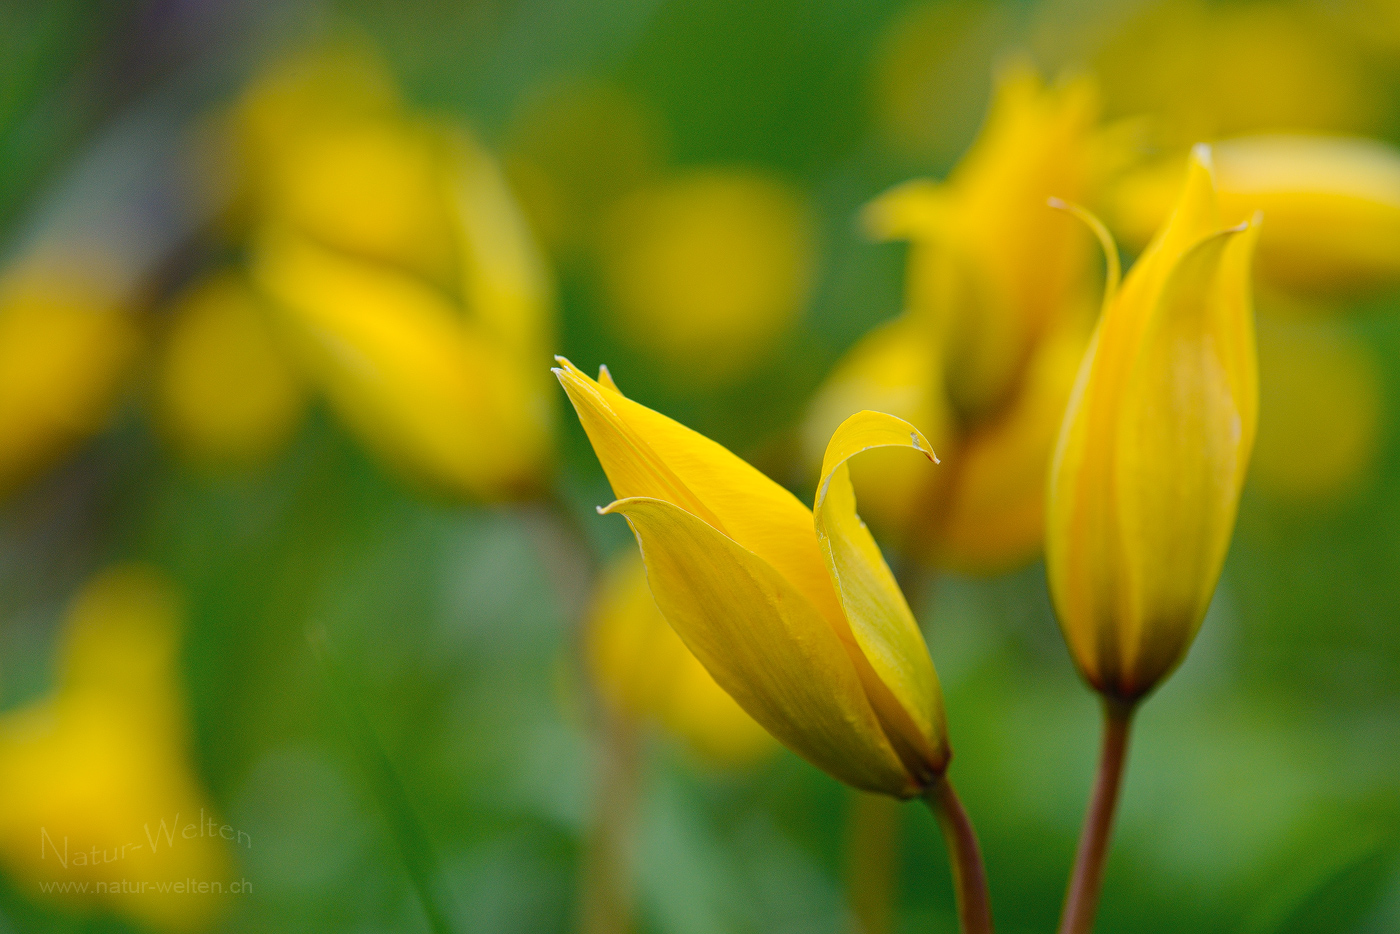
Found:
[0,566,230,932]
[267,115,460,285]
[157,271,307,467]
[1094,0,1378,147]
[598,169,814,383]
[587,550,775,764]
[1110,135,1400,298]
[253,131,555,501]
[806,67,1100,572]
[1046,146,1260,700]
[0,255,139,498]
[556,358,947,797]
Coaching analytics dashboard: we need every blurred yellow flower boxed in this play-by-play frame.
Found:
[220,46,399,235]
[587,550,774,764]
[267,116,460,285]
[1251,315,1382,502]
[806,67,1100,572]
[0,255,139,498]
[599,169,814,383]
[557,358,946,798]
[0,566,230,932]
[1110,135,1400,298]
[255,225,552,501]
[157,271,307,467]
[237,55,555,502]
[1046,147,1259,700]
[1095,0,1380,146]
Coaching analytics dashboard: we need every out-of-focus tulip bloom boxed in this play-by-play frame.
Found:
[255,228,552,500]
[0,566,230,931]
[1094,0,1378,146]
[251,111,554,501]
[587,550,775,764]
[806,67,1100,572]
[0,257,139,498]
[599,170,814,383]
[268,117,460,285]
[222,48,398,234]
[556,358,947,797]
[157,271,307,466]
[1047,147,1260,700]
[1251,315,1381,502]
[1110,135,1400,297]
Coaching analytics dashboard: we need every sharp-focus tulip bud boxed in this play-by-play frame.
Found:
[157,271,307,466]
[556,358,947,797]
[1047,146,1260,701]
[0,566,229,932]
[1109,135,1400,298]
[0,257,139,498]
[587,550,775,764]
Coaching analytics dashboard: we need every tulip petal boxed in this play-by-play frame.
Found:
[815,412,948,779]
[1114,219,1259,692]
[554,358,845,625]
[603,495,915,796]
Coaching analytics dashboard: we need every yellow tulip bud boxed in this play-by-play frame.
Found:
[1046,146,1260,700]
[587,551,775,764]
[157,272,307,467]
[598,169,814,383]
[0,257,139,498]
[0,566,230,932]
[556,358,947,797]
[1108,135,1400,297]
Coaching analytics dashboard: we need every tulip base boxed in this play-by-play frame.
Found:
[923,777,994,934]
[1057,700,1135,934]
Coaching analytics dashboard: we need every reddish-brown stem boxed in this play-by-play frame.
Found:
[1057,700,1136,934]
[924,777,994,934]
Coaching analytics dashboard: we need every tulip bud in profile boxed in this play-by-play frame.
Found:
[556,358,947,797]
[587,550,775,764]
[1046,146,1260,700]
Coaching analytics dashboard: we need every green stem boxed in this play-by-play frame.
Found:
[847,791,902,934]
[578,707,641,934]
[309,626,457,934]
[923,777,994,934]
[1057,701,1135,934]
